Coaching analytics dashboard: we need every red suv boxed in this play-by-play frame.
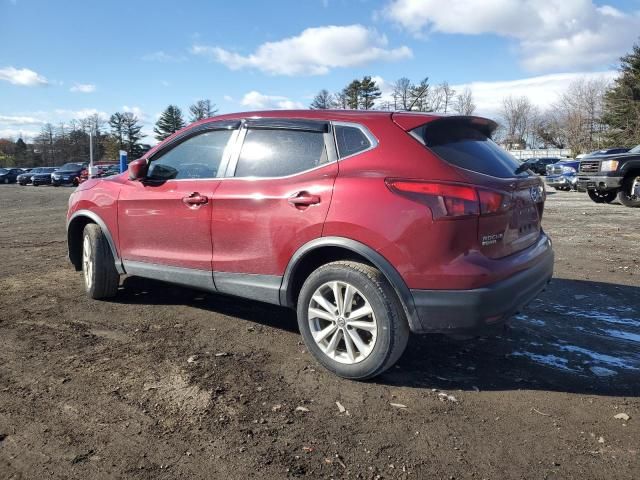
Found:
[67,110,553,379]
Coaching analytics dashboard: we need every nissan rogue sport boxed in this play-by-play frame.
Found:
[67,110,554,379]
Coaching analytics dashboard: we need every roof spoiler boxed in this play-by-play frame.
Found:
[392,113,498,137]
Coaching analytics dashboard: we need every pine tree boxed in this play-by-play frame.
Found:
[602,40,640,146]
[189,99,217,122]
[122,112,145,159]
[310,89,334,109]
[154,105,185,141]
[109,113,125,149]
[343,80,362,109]
[359,76,381,110]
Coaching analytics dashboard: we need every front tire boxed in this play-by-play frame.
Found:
[587,189,617,204]
[82,224,119,299]
[297,261,409,380]
[617,175,640,208]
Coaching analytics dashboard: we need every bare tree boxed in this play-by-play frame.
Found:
[552,78,608,154]
[453,88,476,115]
[392,77,412,110]
[310,89,334,109]
[440,82,456,113]
[500,95,537,149]
[189,99,218,122]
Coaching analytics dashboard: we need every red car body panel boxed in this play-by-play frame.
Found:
[117,178,222,270]
[211,162,338,275]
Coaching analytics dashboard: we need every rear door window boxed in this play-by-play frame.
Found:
[413,119,527,178]
[234,128,327,178]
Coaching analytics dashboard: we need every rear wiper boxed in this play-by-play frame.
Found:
[514,163,530,175]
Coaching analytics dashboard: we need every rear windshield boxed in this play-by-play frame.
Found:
[413,120,526,178]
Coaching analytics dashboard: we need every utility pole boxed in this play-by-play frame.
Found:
[89,129,94,177]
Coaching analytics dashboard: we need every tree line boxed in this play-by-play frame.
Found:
[0,99,218,167]
[310,75,476,115]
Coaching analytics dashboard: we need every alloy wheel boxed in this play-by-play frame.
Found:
[82,235,93,290]
[307,281,377,364]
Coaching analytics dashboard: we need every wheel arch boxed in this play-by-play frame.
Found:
[280,237,420,331]
[67,210,124,273]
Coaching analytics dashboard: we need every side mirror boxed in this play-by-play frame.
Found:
[128,158,148,181]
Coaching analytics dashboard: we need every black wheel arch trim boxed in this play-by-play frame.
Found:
[67,210,124,274]
[280,237,420,331]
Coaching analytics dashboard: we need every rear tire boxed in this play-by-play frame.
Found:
[82,224,119,299]
[296,261,409,380]
[617,175,640,208]
[587,189,617,204]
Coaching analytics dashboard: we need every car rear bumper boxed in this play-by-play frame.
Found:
[576,175,622,191]
[409,239,554,334]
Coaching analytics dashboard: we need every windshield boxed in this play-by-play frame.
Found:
[629,145,640,154]
[59,162,83,171]
[0,168,7,174]
[42,167,57,173]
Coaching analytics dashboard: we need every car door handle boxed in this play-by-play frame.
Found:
[288,192,321,208]
[182,192,209,207]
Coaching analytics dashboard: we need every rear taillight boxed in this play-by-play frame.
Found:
[386,179,512,220]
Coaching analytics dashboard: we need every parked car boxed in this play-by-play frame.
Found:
[577,144,640,206]
[17,167,42,185]
[521,157,563,175]
[31,167,59,186]
[52,162,87,186]
[545,159,581,191]
[67,111,554,379]
[0,168,24,184]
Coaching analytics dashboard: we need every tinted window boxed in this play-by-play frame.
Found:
[335,125,371,158]
[148,130,233,180]
[235,129,327,177]
[415,121,526,178]
[59,162,84,171]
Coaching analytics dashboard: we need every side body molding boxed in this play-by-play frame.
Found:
[280,236,420,331]
[67,210,125,274]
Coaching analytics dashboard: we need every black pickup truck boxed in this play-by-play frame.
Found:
[577,144,640,207]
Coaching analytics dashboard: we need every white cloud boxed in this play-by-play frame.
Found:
[70,83,96,93]
[0,66,48,86]
[122,105,146,120]
[382,0,640,71]
[452,70,618,117]
[0,114,45,126]
[191,24,412,75]
[142,51,186,62]
[54,108,108,119]
[240,91,304,110]
[223,95,233,102]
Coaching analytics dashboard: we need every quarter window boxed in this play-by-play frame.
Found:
[147,129,233,180]
[335,125,371,158]
[234,128,327,178]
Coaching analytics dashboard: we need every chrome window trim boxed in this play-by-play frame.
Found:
[331,121,379,160]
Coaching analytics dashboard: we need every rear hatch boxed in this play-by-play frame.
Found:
[400,115,545,259]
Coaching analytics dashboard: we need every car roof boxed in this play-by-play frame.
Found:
[143,109,446,159]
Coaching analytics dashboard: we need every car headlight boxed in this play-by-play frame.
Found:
[561,166,576,174]
[601,160,619,172]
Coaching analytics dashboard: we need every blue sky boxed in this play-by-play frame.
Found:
[1,0,639,142]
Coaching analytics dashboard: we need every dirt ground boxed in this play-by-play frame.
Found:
[0,184,639,480]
